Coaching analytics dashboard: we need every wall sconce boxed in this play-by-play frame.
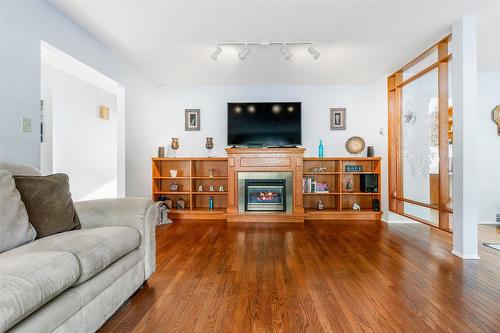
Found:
[99,106,109,120]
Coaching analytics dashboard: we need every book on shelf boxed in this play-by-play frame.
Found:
[302,177,329,193]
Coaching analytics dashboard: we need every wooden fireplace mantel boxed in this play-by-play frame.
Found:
[225,147,305,222]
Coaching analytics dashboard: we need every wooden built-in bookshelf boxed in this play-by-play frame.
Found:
[152,155,382,221]
[302,157,382,220]
[152,158,228,219]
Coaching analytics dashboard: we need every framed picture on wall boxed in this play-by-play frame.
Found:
[185,109,200,131]
[330,108,346,130]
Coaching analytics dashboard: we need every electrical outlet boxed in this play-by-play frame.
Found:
[21,117,32,133]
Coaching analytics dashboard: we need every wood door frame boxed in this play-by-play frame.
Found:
[387,34,453,232]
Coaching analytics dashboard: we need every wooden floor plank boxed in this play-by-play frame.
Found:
[99,222,500,333]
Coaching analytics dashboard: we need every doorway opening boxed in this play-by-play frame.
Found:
[40,41,125,201]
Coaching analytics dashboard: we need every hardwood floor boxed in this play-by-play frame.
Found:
[99,221,500,333]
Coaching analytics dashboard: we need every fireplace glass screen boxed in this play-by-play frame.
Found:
[244,179,286,212]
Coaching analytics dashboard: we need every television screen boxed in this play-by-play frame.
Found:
[227,102,301,146]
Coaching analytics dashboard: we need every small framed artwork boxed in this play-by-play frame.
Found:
[185,109,200,131]
[330,108,346,130]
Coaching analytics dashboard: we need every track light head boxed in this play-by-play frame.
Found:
[308,45,320,60]
[211,45,222,61]
[280,43,292,60]
[239,44,251,60]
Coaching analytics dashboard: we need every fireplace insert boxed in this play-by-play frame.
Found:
[244,179,286,212]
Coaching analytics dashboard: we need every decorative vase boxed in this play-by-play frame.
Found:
[367,146,374,157]
[171,138,179,157]
[169,169,178,177]
[205,137,214,157]
[176,198,186,210]
[169,183,179,192]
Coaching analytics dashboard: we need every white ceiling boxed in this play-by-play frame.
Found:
[50,0,500,86]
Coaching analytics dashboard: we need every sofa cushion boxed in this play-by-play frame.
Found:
[14,173,81,238]
[5,226,141,285]
[8,250,142,333]
[0,162,42,176]
[0,251,81,332]
[0,169,37,252]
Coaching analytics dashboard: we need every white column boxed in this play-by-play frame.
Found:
[451,17,479,259]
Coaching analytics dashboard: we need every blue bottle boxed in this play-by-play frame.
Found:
[318,140,324,158]
[209,196,214,210]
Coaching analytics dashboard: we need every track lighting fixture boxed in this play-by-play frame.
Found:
[308,45,320,60]
[210,41,320,61]
[280,43,292,60]
[211,45,222,61]
[238,44,251,60]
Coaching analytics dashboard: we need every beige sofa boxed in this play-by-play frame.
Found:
[0,163,157,333]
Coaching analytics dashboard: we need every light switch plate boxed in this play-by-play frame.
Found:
[21,117,32,133]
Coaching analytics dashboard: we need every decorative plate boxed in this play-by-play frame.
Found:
[345,136,365,154]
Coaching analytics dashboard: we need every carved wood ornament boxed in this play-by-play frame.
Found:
[493,106,500,136]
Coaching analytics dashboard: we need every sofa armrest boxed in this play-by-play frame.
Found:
[74,198,158,279]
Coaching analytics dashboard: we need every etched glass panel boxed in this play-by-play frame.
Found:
[401,68,439,208]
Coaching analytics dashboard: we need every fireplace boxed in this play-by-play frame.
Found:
[237,171,293,214]
[244,179,286,212]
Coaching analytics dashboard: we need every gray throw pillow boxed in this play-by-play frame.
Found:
[0,170,36,252]
[14,174,81,238]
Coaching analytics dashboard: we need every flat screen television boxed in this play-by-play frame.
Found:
[227,102,301,146]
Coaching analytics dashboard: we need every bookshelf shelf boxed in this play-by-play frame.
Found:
[303,157,381,214]
[152,157,228,218]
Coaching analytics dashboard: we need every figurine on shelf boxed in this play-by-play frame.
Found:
[169,183,179,192]
[158,147,165,158]
[316,199,324,210]
[345,176,353,192]
[170,138,179,157]
[219,185,225,192]
[205,137,214,157]
[209,185,215,192]
[312,166,327,173]
[353,203,361,211]
[208,168,215,178]
[176,198,186,210]
[198,185,204,192]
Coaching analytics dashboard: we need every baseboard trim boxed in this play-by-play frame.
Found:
[452,250,480,260]
[477,221,500,225]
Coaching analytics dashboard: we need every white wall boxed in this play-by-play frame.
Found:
[130,80,389,217]
[477,72,500,223]
[41,64,118,201]
[0,0,159,197]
